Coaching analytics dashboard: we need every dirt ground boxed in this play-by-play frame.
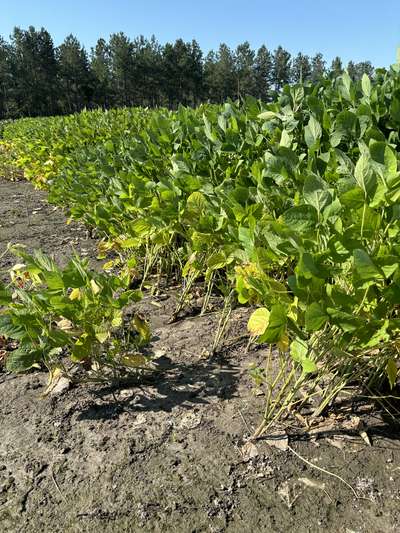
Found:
[1,176,400,533]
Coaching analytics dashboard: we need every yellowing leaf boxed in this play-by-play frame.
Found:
[102,260,115,271]
[133,315,151,344]
[121,353,148,368]
[90,279,101,295]
[387,358,398,389]
[69,288,81,300]
[111,310,123,328]
[187,191,206,210]
[277,333,289,352]
[95,326,110,344]
[247,308,270,337]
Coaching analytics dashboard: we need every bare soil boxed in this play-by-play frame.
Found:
[1,176,400,533]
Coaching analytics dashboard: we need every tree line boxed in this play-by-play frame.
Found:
[0,26,375,119]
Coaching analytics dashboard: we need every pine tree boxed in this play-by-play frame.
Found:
[142,35,164,107]
[254,45,272,100]
[355,61,374,79]
[234,41,256,99]
[109,32,135,107]
[9,26,59,116]
[272,46,292,90]
[0,37,13,118]
[311,53,326,83]
[207,44,236,102]
[90,38,112,108]
[330,56,343,78]
[0,26,379,117]
[187,39,204,105]
[347,60,358,81]
[162,39,185,107]
[57,35,94,113]
[292,53,312,83]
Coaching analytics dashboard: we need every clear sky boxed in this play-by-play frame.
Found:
[0,0,399,67]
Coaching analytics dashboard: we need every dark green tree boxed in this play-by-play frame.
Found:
[234,41,256,99]
[161,39,203,107]
[311,52,326,83]
[10,26,59,116]
[253,45,273,100]
[355,61,374,79]
[0,26,378,117]
[292,52,312,83]
[0,37,13,118]
[90,38,112,108]
[330,56,343,78]
[141,35,164,106]
[109,32,135,107]
[57,35,93,113]
[204,44,236,102]
[347,60,358,81]
[272,46,292,90]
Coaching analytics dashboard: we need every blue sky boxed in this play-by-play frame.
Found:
[0,0,399,67]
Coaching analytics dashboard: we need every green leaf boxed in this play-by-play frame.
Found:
[258,110,278,121]
[187,191,206,210]
[390,98,400,124]
[5,346,43,372]
[301,357,317,374]
[258,304,287,344]
[370,142,397,181]
[290,337,308,362]
[303,175,331,212]
[327,308,360,332]
[354,153,372,196]
[304,116,322,148]
[247,308,270,336]
[361,74,371,98]
[0,315,26,340]
[363,320,389,348]
[305,302,328,332]
[45,271,65,291]
[0,281,12,305]
[340,187,365,208]
[332,110,357,145]
[203,114,217,142]
[281,205,318,233]
[71,335,92,361]
[353,249,383,281]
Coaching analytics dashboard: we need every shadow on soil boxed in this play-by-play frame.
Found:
[76,354,241,422]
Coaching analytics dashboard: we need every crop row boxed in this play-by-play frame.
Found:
[2,64,400,432]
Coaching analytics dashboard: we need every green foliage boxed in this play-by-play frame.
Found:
[0,247,147,378]
[2,62,400,430]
